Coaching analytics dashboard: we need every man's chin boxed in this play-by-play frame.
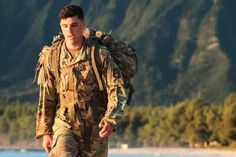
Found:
[66,39,76,44]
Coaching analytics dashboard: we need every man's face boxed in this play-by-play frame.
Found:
[60,16,85,45]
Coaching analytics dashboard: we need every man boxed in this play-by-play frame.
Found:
[35,5,127,157]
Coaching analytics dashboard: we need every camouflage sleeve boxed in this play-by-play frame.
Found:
[99,47,128,126]
[35,46,58,139]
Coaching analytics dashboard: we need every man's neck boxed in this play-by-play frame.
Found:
[66,38,84,50]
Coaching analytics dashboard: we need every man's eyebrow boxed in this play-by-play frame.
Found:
[61,21,79,25]
[71,21,79,25]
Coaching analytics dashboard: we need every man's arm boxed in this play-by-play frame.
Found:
[35,46,58,139]
[35,47,58,154]
[98,47,128,137]
[36,83,58,139]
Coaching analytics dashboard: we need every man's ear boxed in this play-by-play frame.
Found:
[81,20,85,27]
[59,22,63,31]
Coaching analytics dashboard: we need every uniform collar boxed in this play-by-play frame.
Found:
[61,40,88,67]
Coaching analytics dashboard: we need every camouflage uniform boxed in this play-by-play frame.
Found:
[35,38,127,157]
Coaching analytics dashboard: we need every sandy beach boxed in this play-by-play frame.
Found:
[109,147,236,155]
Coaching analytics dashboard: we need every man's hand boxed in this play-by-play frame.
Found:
[42,134,53,153]
[99,119,113,138]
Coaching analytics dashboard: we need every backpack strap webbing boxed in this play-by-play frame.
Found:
[51,41,63,92]
[90,45,104,91]
[126,85,134,106]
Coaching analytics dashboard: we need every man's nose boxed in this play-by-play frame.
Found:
[67,26,73,34]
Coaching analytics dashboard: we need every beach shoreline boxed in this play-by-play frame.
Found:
[108,147,236,155]
[1,146,236,155]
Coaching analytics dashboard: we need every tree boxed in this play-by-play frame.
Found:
[220,93,236,146]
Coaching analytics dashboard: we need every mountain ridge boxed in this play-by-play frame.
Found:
[0,0,236,105]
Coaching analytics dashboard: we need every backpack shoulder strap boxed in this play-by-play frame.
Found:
[50,40,63,92]
[90,45,104,91]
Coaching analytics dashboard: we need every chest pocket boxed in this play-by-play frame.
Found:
[74,61,97,88]
[60,66,75,92]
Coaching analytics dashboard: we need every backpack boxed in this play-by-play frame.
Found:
[42,28,138,105]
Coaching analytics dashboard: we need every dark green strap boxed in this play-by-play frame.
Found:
[126,85,134,106]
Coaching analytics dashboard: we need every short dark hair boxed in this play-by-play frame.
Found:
[59,5,84,21]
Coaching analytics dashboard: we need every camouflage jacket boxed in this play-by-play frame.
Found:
[35,39,127,138]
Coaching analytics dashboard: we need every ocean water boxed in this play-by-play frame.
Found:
[0,151,234,157]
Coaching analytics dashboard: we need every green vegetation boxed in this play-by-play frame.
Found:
[0,103,36,145]
[111,93,236,148]
[1,94,236,148]
[1,0,236,105]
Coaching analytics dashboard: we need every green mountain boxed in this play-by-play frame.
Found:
[0,0,236,105]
